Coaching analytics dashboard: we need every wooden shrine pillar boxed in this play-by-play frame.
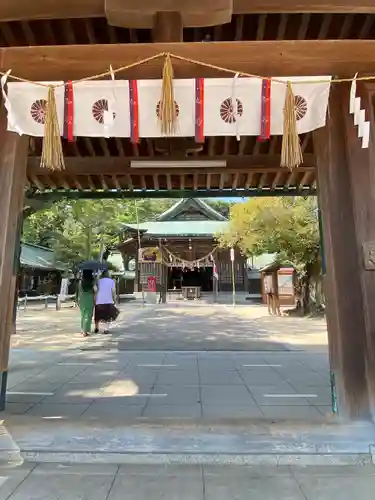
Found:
[0,105,28,410]
[314,81,375,420]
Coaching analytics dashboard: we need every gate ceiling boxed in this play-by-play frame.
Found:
[1,6,373,197]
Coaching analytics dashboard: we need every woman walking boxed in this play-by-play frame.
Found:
[94,270,119,334]
[78,269,96,337]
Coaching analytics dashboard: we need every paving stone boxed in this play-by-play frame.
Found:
[108,466,204,500]
[150,386,201,405]
[83,402,144,418]
[204,468,305,500]
[295,474,375,500]
[25,402,91,418]
[0,463,36,500]
[260,405,323,419]
[4,464,116,500]
[201,386,256,405]
[142,404,202,418]
[202,404,264,418]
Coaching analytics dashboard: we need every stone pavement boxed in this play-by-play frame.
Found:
[8,302,331,420]
[1,462,375,500]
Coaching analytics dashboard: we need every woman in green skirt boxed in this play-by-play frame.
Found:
[78,269,96,337]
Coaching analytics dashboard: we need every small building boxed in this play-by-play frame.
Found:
[118,198,247,297]
[18,243,65,296]
[260,261,296,307]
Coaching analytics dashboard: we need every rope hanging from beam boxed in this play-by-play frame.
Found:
[0,51,371,171]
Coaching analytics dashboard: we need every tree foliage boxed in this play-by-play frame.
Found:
[219,197,322,312]
[23,198,175,267]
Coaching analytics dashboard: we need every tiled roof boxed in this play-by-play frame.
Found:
[20,243,65,270]
[124,220,228,237]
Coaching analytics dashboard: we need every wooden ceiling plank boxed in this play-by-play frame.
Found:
[60,177,71,190]
[74,176,83,190]
[224,137,231,156]
[99,138,110,157]
[153,174,159,190]
[235,14,244,41]
[277,14,289,40]
[5,41,375,79]
[239,136,248,156]
[126,174,134,191]
[115,138,125,156]
[84,19,96,43]
[258,172,268,189]
[359,17,374,38]
[271,170,282,189]
[86,175,96,190]
[100,174,108,190]
[232,172,239,189]
[146,139,154,157]
[206,173,211,190]
[108,25,118,44]
[21,21,37,45]
[301,133,311,152]
[128,29,138,43]
[318,14,332,39]
[84,138,96,157]
[298,13,311,39]
[285,171,296,188]
[339,14,354,38]
[299,171,311,188]
[44,21,57,44]
[245,171,253,189]
[256,14,267,40]
[62,19,76,45]
[193,172,198,191]
[112,175,121,190]
[0,23,16,46]
[30,175,44,190]
[208,138,216,156]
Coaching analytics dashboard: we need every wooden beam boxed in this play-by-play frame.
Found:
[27,155,316,175]
[153,12,183,42]
[3,41,375,80]
[2,0,375,23]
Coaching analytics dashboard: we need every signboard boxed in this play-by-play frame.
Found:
[138,247,162,263]
[230,248,235,262]
[147,275,156,292]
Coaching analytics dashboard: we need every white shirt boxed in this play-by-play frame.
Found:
[95,277,115,305]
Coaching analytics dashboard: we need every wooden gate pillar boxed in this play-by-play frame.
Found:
[314,81,375,420]
[0,106,28,410]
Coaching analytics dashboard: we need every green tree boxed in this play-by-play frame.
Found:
[219,197,321,313]
[23,198,175,268]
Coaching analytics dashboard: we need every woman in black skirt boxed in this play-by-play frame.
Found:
[94,271,119,334]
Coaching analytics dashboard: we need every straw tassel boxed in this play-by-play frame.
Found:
[159,53,177,135]
[281,81,303,169]
[40,86,65,171]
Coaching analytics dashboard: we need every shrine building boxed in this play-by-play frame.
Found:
[118,198,246,297]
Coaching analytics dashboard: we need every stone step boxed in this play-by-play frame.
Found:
[0,417,374,466]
